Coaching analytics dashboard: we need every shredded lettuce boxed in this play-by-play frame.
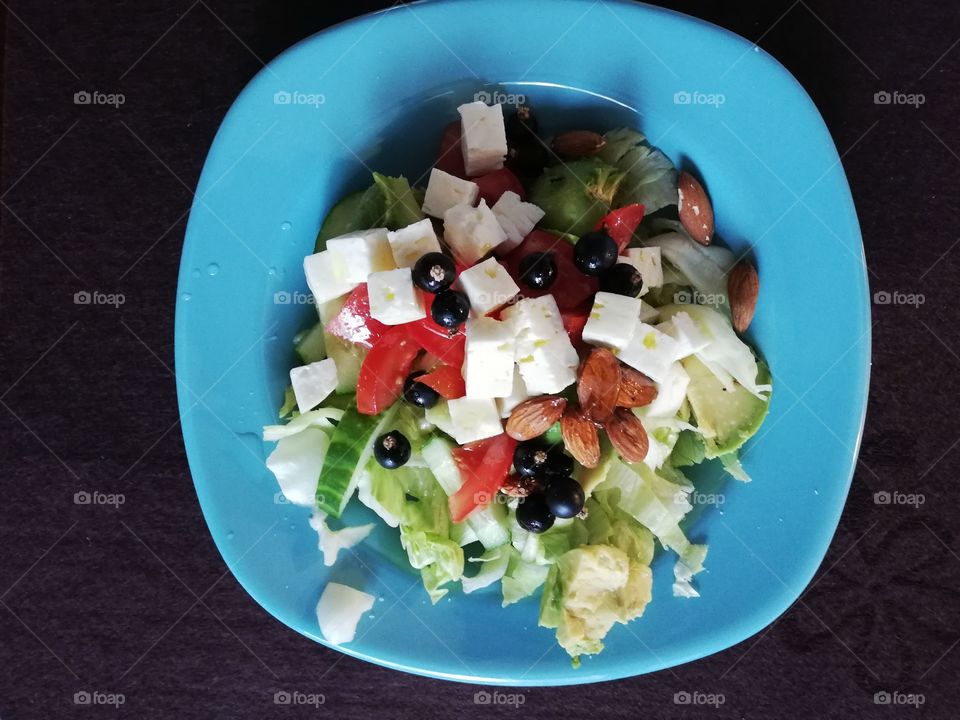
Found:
[501,548,551,606]
[265,427,330,507]
[598,128,678,213]
[643,233,735,313]
[316,582,375,645]
[372,172,425,229]
[308,510,374,567]
[263,407,345,441]
[462,546,511,594]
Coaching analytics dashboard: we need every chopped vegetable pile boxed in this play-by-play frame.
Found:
[265,97,771,663]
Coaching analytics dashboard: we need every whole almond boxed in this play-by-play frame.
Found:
[617,365,659,408]
[505,396,567,441]
[578,348,621,424]
[728,261,759,333]
[552,130,606,158]
[561,407,601,469]
[605,408,649,463]
[678,171,714,245]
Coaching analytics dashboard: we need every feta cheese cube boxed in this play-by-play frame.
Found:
[658,311,711,360]
[447,397,503,443]
[456,257,519,316]
[502,295,579,394]
[443,200,508,265]
[497,367,530,418]
[457,101,508,177]
[326,228,395,284]
[304,251,359,305]
[366,268,426,325]
[386,218,442,268]
[290,358,339,412]
[422,168,479,218]
[618,323,681,383]
[582,292,642,351]
[640,362,690,419]
[425,400,459,439]
[464,317,516,398]
[491,191,545,251]
[516,338,578,394]
[625,247,664,293]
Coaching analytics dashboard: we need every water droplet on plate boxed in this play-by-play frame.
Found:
[191,268,201,278]
[206,263,220,276]
[268,267,277,277]
[227,532,235,540]
[280,221,292,231]
[181,292,192,302]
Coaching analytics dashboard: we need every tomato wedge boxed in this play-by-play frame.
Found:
[406,293,466,367]
[325,285,387,349]
[595,203,645,252]
[474,167,525,205]
[356,326,421,415]
[504,230,598,310]
[449,434,518,522]
[418,364,466,399]
[561,303,591,351]
[435,121,466,178]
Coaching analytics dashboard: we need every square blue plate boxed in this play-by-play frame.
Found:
[176,0,870,685]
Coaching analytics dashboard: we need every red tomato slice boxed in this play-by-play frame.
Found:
[418,364,466,399]
[474,167,525,205]
[449,434,518,522]
[325,285,387,349]
[435,121,466,178]
[561,303,591,351]
[504,230,598,310]
[595,203,645,252]
[406,293,466,367]
[356,326,421,415]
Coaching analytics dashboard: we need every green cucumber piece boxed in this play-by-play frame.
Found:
[294,322,326,364]
[315,185,385,251]
[317,402,397,517]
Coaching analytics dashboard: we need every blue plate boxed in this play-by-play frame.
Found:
[176,0,870,685]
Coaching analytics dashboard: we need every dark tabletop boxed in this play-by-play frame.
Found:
[2,1,959,718]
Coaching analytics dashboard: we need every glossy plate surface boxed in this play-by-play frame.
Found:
[176,0,870,685]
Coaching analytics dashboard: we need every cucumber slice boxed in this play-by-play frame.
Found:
[422,436,511,550]
[294,322,326,364]
[315,185,385,251]
[324,333,365,393]
[317,402,397,517]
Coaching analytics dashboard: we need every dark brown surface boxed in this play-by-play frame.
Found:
[2,1,959,717]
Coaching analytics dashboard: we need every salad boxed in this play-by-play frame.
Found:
[265,98,771,662]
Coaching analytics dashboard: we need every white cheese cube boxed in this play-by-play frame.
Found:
[640,362,691,419]
[422,168,479,218]
[464,317,516,398]
[658,311,711,360]
[443,200,508,265]
[447,397,503,443]
[290,358,339,412]
[497,367,530,418]
[386,218,442,268]
[516,338,578,394]
[618,323,681,383]
[425,400,459,439]
[501,294,566,346]
[582,292,642,351]
[304,251,359,306]
[457,101,508,177]
[325,228,395,284]
[456,257,519,316]
[491,191,545,251]
[625,247,664,293]
[367,268,426,325]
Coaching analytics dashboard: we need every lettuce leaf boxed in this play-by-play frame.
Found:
[598,128,678,214]
[462,546,511,594]
[308,510,374,567]
[501,548,551,607]
[373,172,425,229]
